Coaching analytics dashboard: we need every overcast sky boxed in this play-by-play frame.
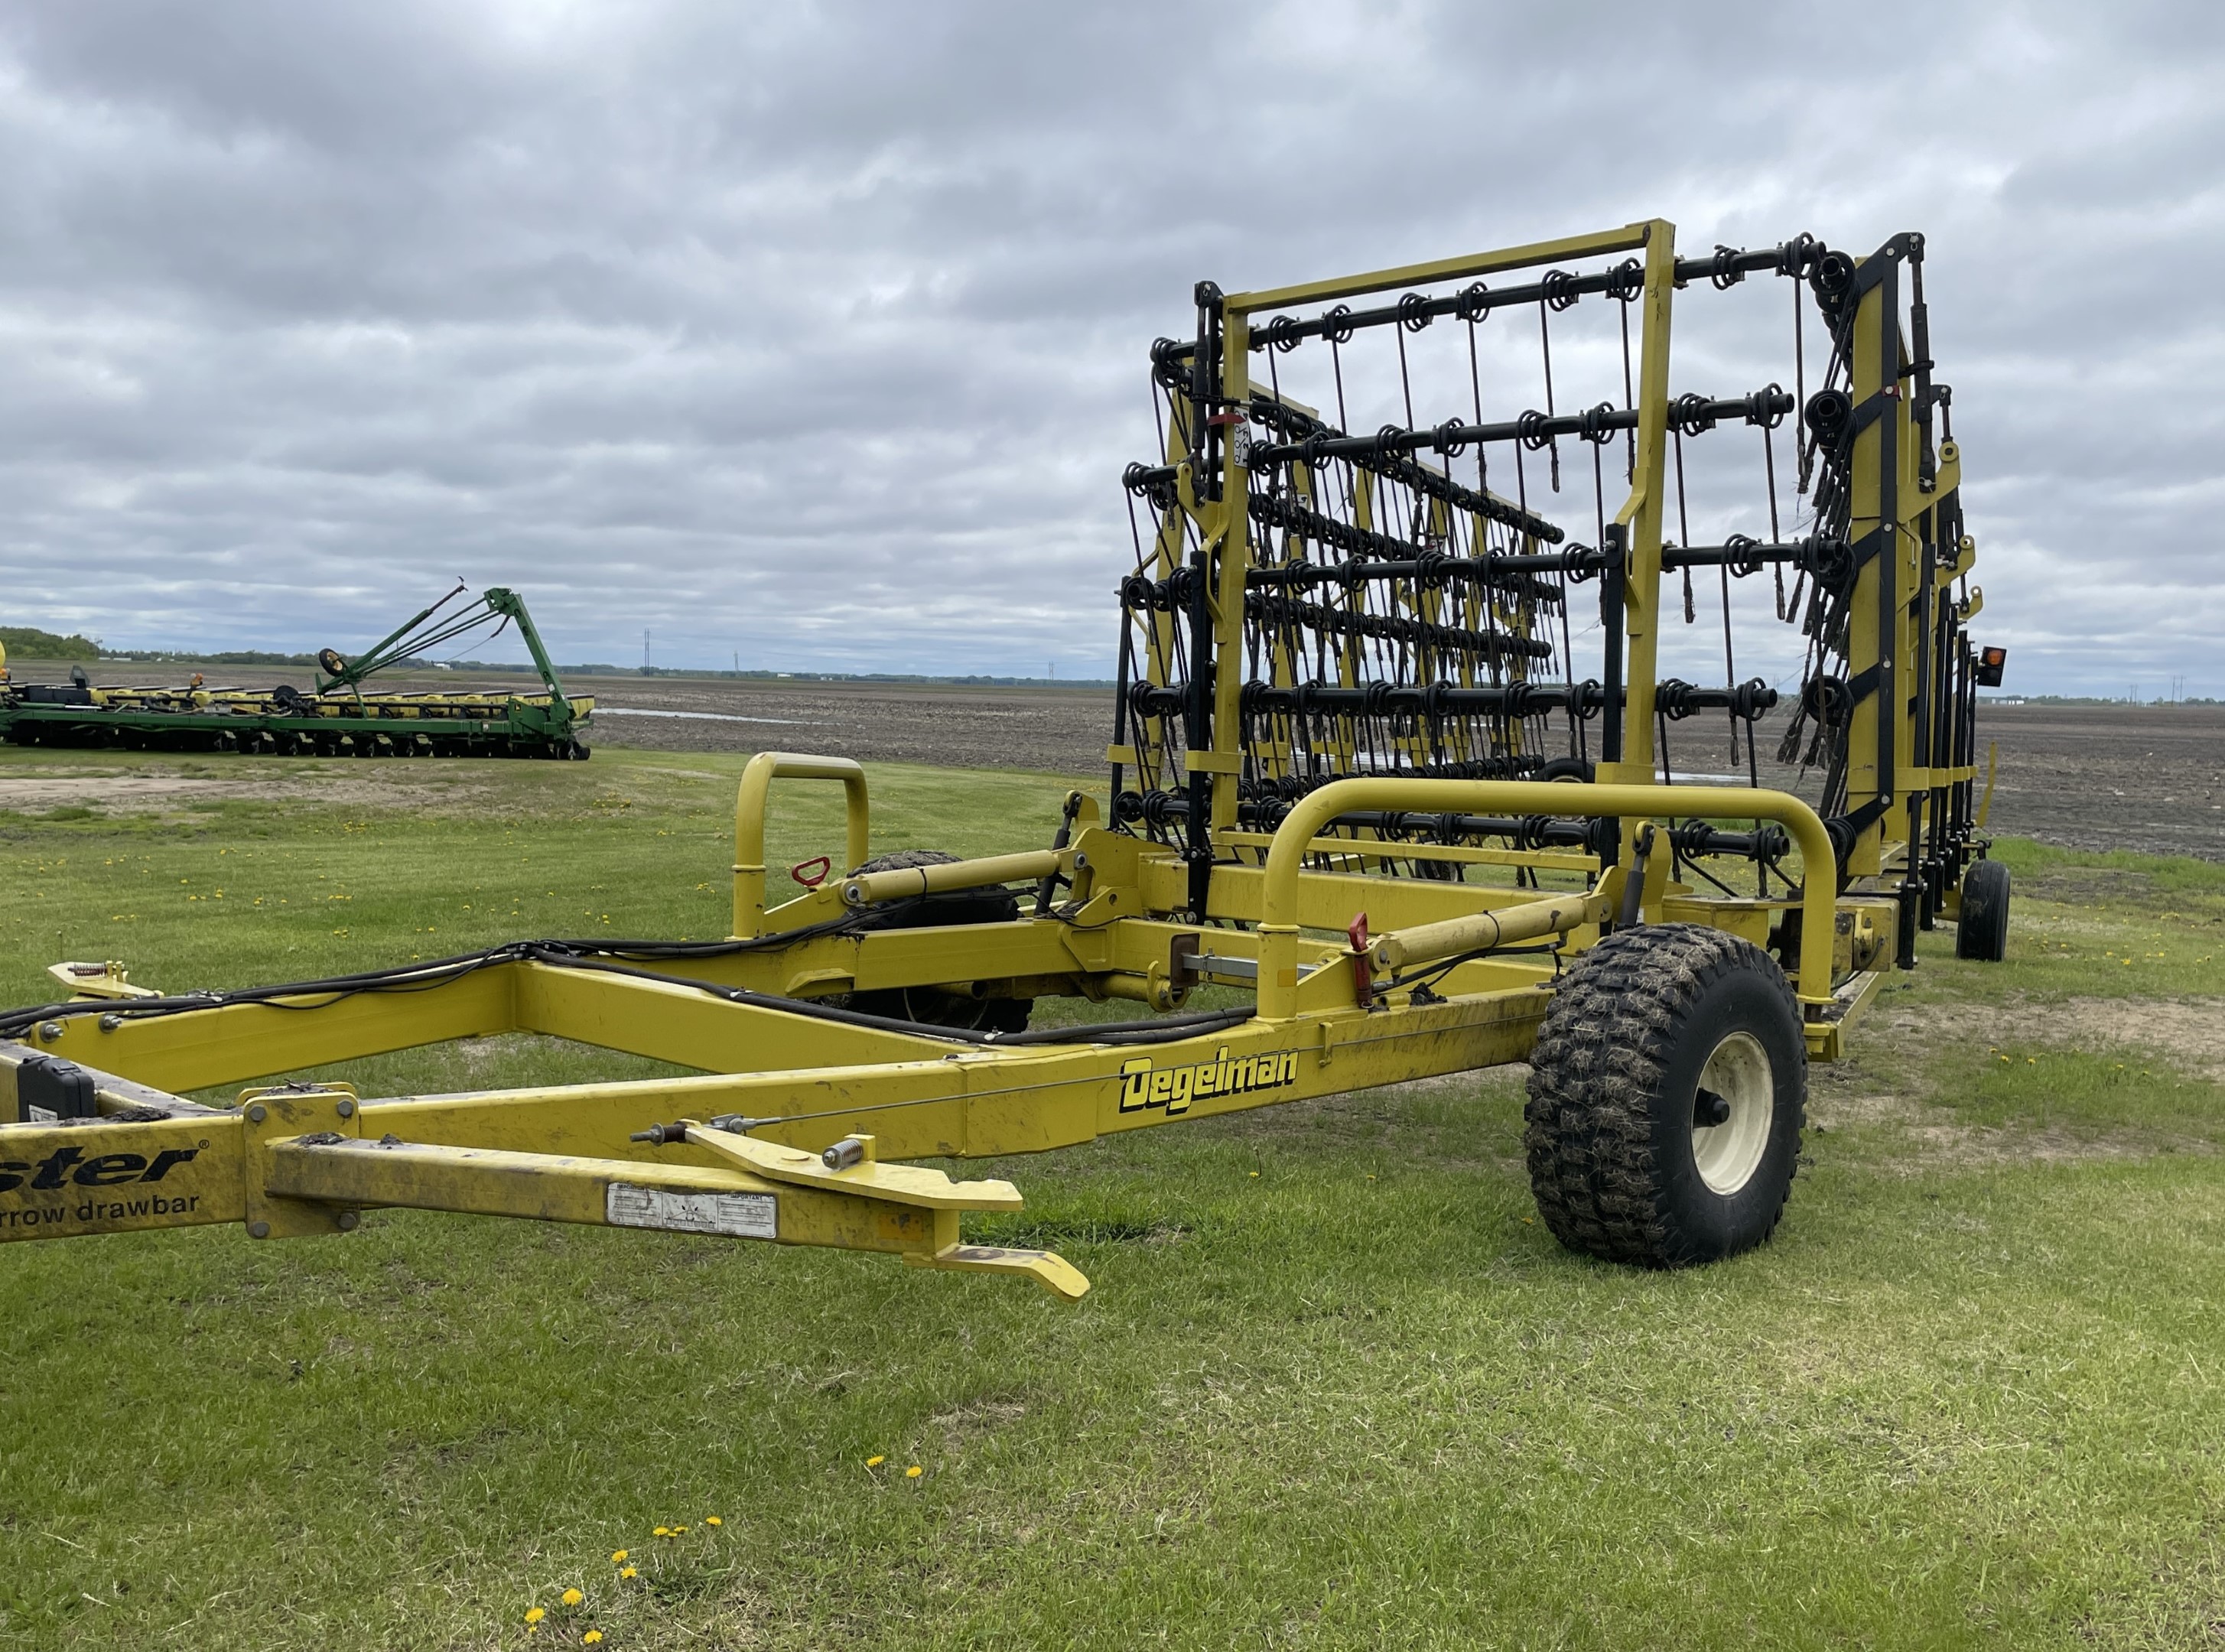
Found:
[2,1,2219,698]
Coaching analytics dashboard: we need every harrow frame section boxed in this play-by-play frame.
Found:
[3,754,1843,1297]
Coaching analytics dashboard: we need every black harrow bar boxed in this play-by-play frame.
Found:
[1429,535,1849,583]
[1147,235,1827,366]
[1242,388,1792,473]
[1244,396,1566,541]
[1241,594,1557,663]
[1246,494,1569,603]
[1122,677,1778,723]
[1121,550,1563,611]
[1242,555,1565,605]
[1121,406,1566,543]
[1124,535,1843,603]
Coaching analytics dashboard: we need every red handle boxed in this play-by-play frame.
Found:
[789,855,832,889]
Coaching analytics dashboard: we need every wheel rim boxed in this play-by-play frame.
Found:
[899,985,989,1031]
[1691,1030,1774,1195]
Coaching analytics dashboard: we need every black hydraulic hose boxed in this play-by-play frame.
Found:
[0,906,917,1042]
[2,906,1258,1053]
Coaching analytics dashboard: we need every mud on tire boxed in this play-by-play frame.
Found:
[1524,922,1806,1267]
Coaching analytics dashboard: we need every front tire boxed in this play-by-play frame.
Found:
[834,849,1033,1034]
[1524,923,1806,1267]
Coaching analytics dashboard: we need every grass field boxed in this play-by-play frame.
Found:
[2,744,2223,1650]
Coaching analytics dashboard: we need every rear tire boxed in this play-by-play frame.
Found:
[834,849,1033,1033]
[1524,923,1806,1267]
[1956,857,2010,962]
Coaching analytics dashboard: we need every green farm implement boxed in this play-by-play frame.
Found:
[0,584,590,759]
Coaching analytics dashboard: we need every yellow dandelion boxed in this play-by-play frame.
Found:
[866,1455,885,1468]
[561,1589,584,1608]
[906,1465,923,1479]
[672,1524,688,1533]
[620,1566,638,1580]
[584,1634,604,1646]
[704,1516,722,1527]
[525,1607,546,1624]
[652,1527,671,1537]
[611,1550,628,1564]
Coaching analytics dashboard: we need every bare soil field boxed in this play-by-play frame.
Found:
[586,682,2225,860]
[581,674,1109,774]
[11,658,2222,859]
[1970,701,2225,860]
[10,659,1111,777]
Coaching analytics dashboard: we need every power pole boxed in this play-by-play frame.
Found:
[642,629,651,676]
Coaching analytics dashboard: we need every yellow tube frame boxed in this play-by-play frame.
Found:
[1256,779,1838,1019]
[840,850,1063,909]
[1371,888,1609,972]
[732,751,871,938]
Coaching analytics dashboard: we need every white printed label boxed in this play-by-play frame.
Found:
[24,1105,57,1124]
[605,1183,776,1239]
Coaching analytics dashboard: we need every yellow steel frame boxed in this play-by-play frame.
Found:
[1,221,1976,1298]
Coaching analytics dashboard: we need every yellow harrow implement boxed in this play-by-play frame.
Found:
[1,220,2008,1299]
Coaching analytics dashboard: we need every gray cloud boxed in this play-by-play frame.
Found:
[2,0,2220,695]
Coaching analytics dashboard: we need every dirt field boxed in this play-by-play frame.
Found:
[11,659,2222,860]
[1971,701,2225,860]
[8,660,1111,776]
[586,682,2225,861]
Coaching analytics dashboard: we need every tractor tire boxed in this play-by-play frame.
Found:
[1955,858,2011,962]
[833,849,1033,1034]
[1524,923,1806,1267]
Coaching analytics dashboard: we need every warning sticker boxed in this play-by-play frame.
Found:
[605,1183,777,1240]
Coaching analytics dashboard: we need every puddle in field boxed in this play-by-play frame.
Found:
[595,707,816,726]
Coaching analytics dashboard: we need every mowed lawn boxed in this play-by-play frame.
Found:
[2,743,2223,1650]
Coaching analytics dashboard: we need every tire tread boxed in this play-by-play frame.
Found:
[1524,923,1804,1267]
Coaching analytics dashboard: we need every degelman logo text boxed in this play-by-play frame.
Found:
[1117,1049,1300,1115]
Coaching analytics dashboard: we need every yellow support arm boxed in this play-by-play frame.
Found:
[733,751,871,939]
[1257,779,1839,1017]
